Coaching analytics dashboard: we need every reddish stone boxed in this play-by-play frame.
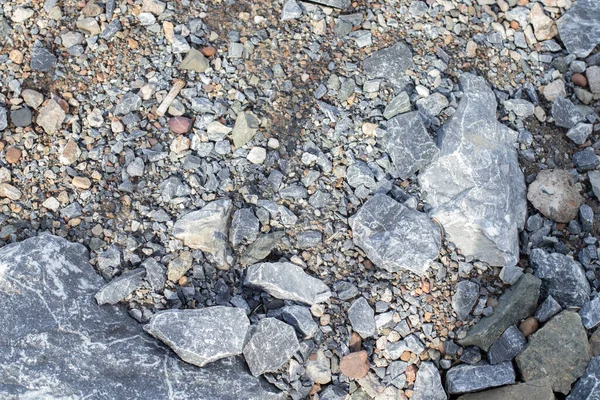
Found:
[519,317,539,337]
[201,46,217,57]
[168,116,193,134]
[349,332,362,352]
[572,73,588,87]
[5,147,22,164]
[340,350,370,379]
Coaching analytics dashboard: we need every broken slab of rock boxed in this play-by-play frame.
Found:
[305,0,350,8]
[419,73,526,268]
[382,111,439,179]
[557,0,600,58]
[348,297,377,339]
[459,273,541,351]
[487,325,527,364]
[231,111,259,148]
[527,169,585,223]
[568,356,600,399]
[457,379,554,400]
[516,311,591,394]
[172,199,232,269]
[0,234,283,399]
[412,362,446,400]
[446,361,515,394]
[243,317,300,376]
[363,42,414,87]
[350,193,441,275]
[452,280,480,321]
[244,262,331,305]
[36,99,66,134]
[144,307,250,367]
[95,267,145,305]
[580,296,600,330]
[281,305,319,338]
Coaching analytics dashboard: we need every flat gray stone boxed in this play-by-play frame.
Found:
[487,325,527,364]
[534,295,561,323]
[557,0,600,58]
[530,248,590,308]
[114,92,142,115]
[232,111,259,148]
[0,107,7,130]
[383,91,411,119]
[243,318,300,376]
[419,73,526,267]
[94,268,145,305]
[239,231,285,265]
[0,234,283,400]
[281,305,319,338]
[416,93,449,118]
[244,262,331,305]
[363,42,414,87]
[281,0,302,20]
[229,208,259,247]
[457,379,554,400]
[348,297,377,339]
[144,307,250,367]
[142,258,166,291]
[382,111,439,179]
[504,99,535,118]
[452,280,480,321]
[446,362,515,394]
[567,356,600,400]
[516,311,591,394]
[412,362,446,400]
[580,296,600,330]
[350,193,441,275]
[527,169,585,223]
[180,48,209,73]
[552,97,586,128]
[30,47,57,71]
[459,273,541,351]
[567,122,594,145]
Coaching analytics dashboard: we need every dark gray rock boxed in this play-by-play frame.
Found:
[142,258,166,292]
[305,0,349,9]
[10,107,32,127]
[452,280,480,321]
[243,318,300,376]
[244,262,331,305]
[419,73,526,267]
[552,97,586,128]
[239,231,285,265]
[30,47,57,71]
[383,91,411,119]
[350,193,441,275]
[580,204,594,232]
[446,362,515,394]
[557,0,600,58]
[363,42,414,87]
[459,274,541,351]
[320,385,349,400]
[487,325,527,364]
[567,122,593,145]
[412,361,446,400]
[0,234,283,400]
[382,111,439,179]
[567,356,600,400]
[516,311,591,394]
[460,347,482,364]
[296,230,323,249]
[530,248,590,308]
[100,19,121,40]
[346,161,376,188]
[114,92,142,115]
[573,147,600,171]
[144,307,250,367]
[229,208,259,247]
[281,0,302,20]
[534,295,561,323]
[348,297,377,339]
[281,305,318,338]
[95,267,145,305]
[457,379,554,400]
[580,296,600,330]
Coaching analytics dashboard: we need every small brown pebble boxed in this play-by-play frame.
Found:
[340,350,370,379]
[572,73,588,87]
[178,276,188,286]
[519,316,539,337]
[405,364,417,384]
[5,147,22,164]
[400,351,412,361]
[9,49,23,64]
[309,383,321,396]
[509,20,520,30]
[201,46,217,57]
[349,332,362,352]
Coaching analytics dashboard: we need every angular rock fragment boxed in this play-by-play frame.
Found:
[557,0,600,58]
[244,262,331,305]
[229,208,259,247]
[363,42,414,87]
[180,48,209,73]
[419,73,526,267]
[567,123,594,145]
[95,268,145,305]
[568,356,600,400]
[30,47,57,71]
[446,362,515,394]
[580,296,600,330]
[145,307,250,367]
[487,325,527,364]
[459,274,541,351]
[530,248,590,308]
[243,318,300,376]
[281,0,302,20]
[350,193,441,275]
[412,362,446,400]
[281,305,319,338]
[383,91,411,119]
[240,231,285,265]
[37,99,66,134]
[527,169,584,222]
[305,350,331,384]
[382,111,438,179]
[348,297,377,339]
[0,107,7,130]
[457,379,554,400]
[232,111,259,148]
[114,92,142,115]
[340,350,370,379]
[305,0,349,8]
[516,311,591,394]
[534,295,561,323]
[552,97,586,129]
[142,258,166,291]
[452,280,479,321]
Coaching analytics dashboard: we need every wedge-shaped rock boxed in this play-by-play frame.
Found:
[172,199,233,268]
[457,379,554,400]
[232,111,259,148]
[412,362,446,400]
[144,307,250,367]
[557,0,600,58]
[419,73,526,267]
[0,234,284,400]
[382,111,438,179]
[350,193,441,275]
[36,99,65,134]
[95,267,145,305]
[516,311,591,394]
[243,318,300,376]
[446,362,515,394]
[568,356,600,400]
[363,42,414,87]
[244,262,331,305]
[459,273,541,351]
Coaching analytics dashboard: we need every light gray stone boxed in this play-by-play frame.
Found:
[419,73,526,267]
[527,169,584,223]
[350,193,441,275]
[347,161,376,188]
[95,268,145,305]
[243,318,300,376]
[452,280,480,321]
[36,99,66,134]
[232,111,259,148]
[348,297,377,339]
[567,356,600,400]
[142,258,166,291]
[296,230,323,249]
[557,0,600,58]
[281,0,302,20]
[244,262,331,305]
[305,350,331,384]
[580,296,600,330]
[504,99,535,118]
[589,171,600,200]
[446,362,515,394]
[114,92,142,115]
[417,93,449,118]
[412,362,446,400]
[383,91,411,119]
[180,48,209,73]
[363,42,414,87]
[552,97,586,128]
[0,107,7,130]
[304,0,349,8]
[567,123,594,145]
[487,325,527,364]
[281,305,319,338]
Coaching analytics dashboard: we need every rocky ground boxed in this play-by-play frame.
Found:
[1,0,600,398]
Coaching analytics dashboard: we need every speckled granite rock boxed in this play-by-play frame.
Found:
[446,362,515,394]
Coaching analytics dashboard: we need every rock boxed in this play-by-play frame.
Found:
[4,147,22,164]
[591,330,600,357]
[247,147,267,164]
[180,48,209,73]
[557,0,600,58]
[552,97,586,128]
[568,356,600,399]
[580,296,600,330]
[0,107,6,130]
[457,379,554,400]
[10,106,32,127]
[240,231,285,265]
[340,350,370,379]
[296,230,322,249]
[504,99,535,118]
[452,280,480,321]
[0,183,22,200]
[459,274,541,351]
[530,248,590,308]
[244,262,331,305]
[446,362,515,394]
[589,171,600,199]
[0,235,283,399]
[460,347,482,365]
[572,73,588,87]
[383,91,411,119]
[363,42,414,87]
[172,199,233,268]
[516,311,590,394]
[306,350,331,384]
[281,0,302,20]
[382,111,439,179]
[412,362,446,400]
[76,17,101,35]
[172,35,190,53]
[126,157,145,177]
[346,161,376,188]
[588,66,600,94]
[42,196,61,212]
[320,385,349,400]
[142,0,166,15]
[534,295,561,323]
[243,318,300,376]
[11,7,34,23]
[348,297,377,339]
[488,325,527,364]
[144,307,249,367]
[142,258,166,291]
[30,47,57,71]
[527,169,584,223]
[232,111,259,148]
[544,79,566,102]
[419,73,526,268]
[350,193,441,275]
[37,99,66,134]
[580,204,594,232]
[529,3,557,41]
[573,147,600,171]
[567,123,593,145]
[519,317,539,337]
[95,268,145,305]
[59,139,81,165]
[167,250,193,282]
[281,305,318,338]
[168,116,193,134]
[417,93,449,118]
[114,92,142,115]
[304,0,349,8]
[229,208,259,247]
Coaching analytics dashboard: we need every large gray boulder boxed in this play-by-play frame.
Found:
[557,0,600,58]
[350,193,441,275]
[0,234,283,400]
[419,73,526,267]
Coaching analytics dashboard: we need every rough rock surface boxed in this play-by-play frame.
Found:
[527,169,585,222]
[348,297,377,339]
[580,296,600,330]
[363,42,414,87]
[0,235,283,399]
[419,73,526,267]
[516,311,591,394]
[350,193,441,275]
[457,379,554,400]
[557,0,600,58]
[412,361,446,400]
[452,280,480,321]
[567,356,600,400]
[94,267,146,305]
[243,318,300,376]
[446,361,515,394]
[487,325,527,364]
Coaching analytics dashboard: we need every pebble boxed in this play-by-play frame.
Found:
[4,147,21,164]
[340,350,370,379]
